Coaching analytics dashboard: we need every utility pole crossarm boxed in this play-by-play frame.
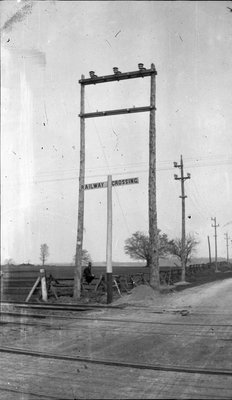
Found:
[174,176,191,180]
[79,106,155,119]
[211,217,219,229]
[79,66,157,86]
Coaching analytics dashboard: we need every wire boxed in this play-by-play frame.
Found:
[4,158,232,188]
[33,154,232,179]
[31,159,231,183]
[32,156,232,182]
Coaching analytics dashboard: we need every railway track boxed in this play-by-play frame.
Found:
[0,345,232,377]
[0,300,124,310]
[1,310,232,328]
[1,301,232,330]
[2,300,232,314]
[1,300,232,322]
[1,289,232,399]
[1,308,232,345]
[1,351,231,400]
[0,388,67,400]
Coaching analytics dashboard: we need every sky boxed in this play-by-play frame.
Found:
[1,0,232,265]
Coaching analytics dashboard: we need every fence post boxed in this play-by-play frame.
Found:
[40,269,48,302]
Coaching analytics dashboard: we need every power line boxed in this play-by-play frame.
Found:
[4,155,232,187]
[32,158,232,182]
[4,159,232,188]
[32,159,231,182]
[33,155,232,178]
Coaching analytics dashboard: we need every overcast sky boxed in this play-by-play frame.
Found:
[1,0,232,265]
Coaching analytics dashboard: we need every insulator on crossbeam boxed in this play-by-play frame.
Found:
[89,71,98,78]
[113,67,121,74]
[138,63,146,71]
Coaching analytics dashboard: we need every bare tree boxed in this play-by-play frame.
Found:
[40,243,49,266]
[124,230,174,268]
[170,234,199,278]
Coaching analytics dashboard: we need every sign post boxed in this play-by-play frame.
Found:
[106,175,113,303]
[84,176,139,303]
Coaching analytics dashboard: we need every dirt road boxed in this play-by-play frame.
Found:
[0,278,232,399]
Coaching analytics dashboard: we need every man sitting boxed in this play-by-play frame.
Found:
[83,262,95,284]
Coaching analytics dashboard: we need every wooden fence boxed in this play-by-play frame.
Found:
[0,262,231,301]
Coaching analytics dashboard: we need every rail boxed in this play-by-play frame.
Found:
[0,346,231,376]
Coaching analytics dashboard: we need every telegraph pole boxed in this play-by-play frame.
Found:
[224,232,230,266]
[207,235,212,264]
[149,63,159,290]
[174,155,191,282]
[211,217,219,272]
[74,75,85,300]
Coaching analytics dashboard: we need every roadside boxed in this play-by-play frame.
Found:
[46,268,232,307]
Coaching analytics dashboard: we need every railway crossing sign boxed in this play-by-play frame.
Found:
[83,177,139,190]
[83,175,139,303]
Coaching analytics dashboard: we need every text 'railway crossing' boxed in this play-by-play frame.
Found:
[82,177,139,190]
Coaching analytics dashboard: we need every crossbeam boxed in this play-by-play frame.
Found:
[79,105,155,119]
[79,68,157,86]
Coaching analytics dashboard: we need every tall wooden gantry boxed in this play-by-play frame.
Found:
[74,63,159,299]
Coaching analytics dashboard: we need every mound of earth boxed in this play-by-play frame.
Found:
[114,284,169,306]
[113,279,232,310]
[128,285,159,301]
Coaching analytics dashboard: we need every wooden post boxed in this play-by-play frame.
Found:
[207,235,212,264]
[180,155,186,282]
[214,222,218,272]
[74,75,85,300]
[174,156,190,282]
[211,217,219,272]
[148,63,159,290]
[40,269,47,302]
[106,175,113,303]
[224,232,229,266]
[25,276,41,303]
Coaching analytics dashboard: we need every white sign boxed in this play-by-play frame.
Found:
[83,181,107,190]
[112,177,139,187]
[83,177,139,190]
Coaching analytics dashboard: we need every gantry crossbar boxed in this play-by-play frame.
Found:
[78,68,157,86]
[79,105,155,119]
